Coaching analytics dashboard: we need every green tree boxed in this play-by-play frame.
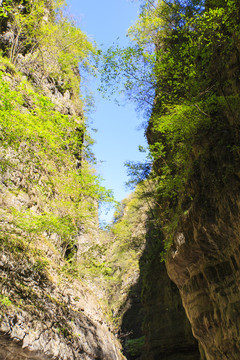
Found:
[1,0,50,63]
[100,0,240,254]
[100,0,240,193]
[0,0,96,95]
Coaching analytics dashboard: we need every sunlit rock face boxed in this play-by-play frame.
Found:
[0,5,125,358]
[0,251,126,360]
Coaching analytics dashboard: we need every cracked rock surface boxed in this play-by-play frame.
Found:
[166,130,240,360]
[0,251,125,360]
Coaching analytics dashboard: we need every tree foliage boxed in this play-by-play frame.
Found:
[100,0,240,255]
[0,0,96,103]
[101,0,240,196]
[99,43,155,118]
[0,60,113,258]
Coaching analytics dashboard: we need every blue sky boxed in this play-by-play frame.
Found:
[67,0,148,223]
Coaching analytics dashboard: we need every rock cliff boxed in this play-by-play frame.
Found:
[142,1,240,358]
[0,249,124,360]
[113,185,201,359]
[166,120,240,359]
[0,72,125,359]
[1,1,240,360]
[0,1,125,359]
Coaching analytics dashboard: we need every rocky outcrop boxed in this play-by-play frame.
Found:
[144,11,240,354]
[166,120,240,359]
[0,249,125,360]
[0,2,125,358]
[0,75,125,359]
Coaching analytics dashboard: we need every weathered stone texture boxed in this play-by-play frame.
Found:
[0,15,125,359]
[167,178,240,359]
[0,251,125,360]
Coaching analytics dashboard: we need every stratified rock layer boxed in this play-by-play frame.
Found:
[0,332,52,360]
[0,6,125,358]
[167,131,240,359]
[0,250,125,360]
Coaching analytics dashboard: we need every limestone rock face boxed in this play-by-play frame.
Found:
[0,250,125,360]
[0,7,125,358]
[166,136,240,359]
[0,333,52,360]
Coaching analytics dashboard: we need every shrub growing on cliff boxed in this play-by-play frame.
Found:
[100,0,240,253]
[0,68,113,255]
[101,0,240,174]
[125,336,145,358]
[0,0,96,103]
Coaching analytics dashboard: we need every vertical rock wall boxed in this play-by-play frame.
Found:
[141,261,201,360]
[0,3,125,358]
[0,250,125,360]
[121,212,201,360]
[166,122,240,359]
